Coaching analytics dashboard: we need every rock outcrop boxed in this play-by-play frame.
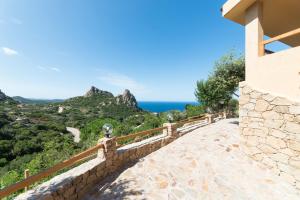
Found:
[85,86,114,98]
[0,90,8,101]
[116,89,138,107]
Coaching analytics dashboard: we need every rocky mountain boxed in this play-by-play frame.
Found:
[0,89,8,101]
[58,86,141,126]
[116,89,138,107]
[85,86,114,98]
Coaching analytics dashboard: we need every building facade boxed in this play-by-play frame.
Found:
[223,0,300,190]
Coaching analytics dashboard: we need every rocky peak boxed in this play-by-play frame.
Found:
[85,86,113,98]
[0,89,8,101]
[116,89,138,107]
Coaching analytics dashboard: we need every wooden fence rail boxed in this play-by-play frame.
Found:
[175,116,208,128]
[0,113,223,199]
[116,126,167,145]
[0,143,104,199]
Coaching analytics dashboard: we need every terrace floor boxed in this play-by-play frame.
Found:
[84,119,299,200]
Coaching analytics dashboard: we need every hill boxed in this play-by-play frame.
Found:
[12,96,64,104]
[0,87,151,192]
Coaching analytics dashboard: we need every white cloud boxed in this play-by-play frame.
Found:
[11,18,22,25]
[98,73,145,92]
[36,66,61,72]
[1,47,18,56]
[37,66,46,71]
[50,67,61,72]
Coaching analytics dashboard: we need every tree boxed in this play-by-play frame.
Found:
[212,52,245,97]
[195,52,245,112]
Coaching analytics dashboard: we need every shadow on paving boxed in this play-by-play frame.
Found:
[82,161,146,200]
[229,120,239,125]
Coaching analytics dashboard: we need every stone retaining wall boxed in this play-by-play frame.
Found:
[239,81,300,190]
[16,121,214,200]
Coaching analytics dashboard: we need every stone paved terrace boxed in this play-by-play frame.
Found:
[84,119,299,200]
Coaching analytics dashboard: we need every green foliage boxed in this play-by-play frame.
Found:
[195,52,245,112]
[228,99,239,117]
[0,170,20,189]
[185,104,205,117]
[0,88,193,197]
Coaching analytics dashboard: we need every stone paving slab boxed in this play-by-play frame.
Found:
[84,119,300,200]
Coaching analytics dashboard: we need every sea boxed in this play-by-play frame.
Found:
[138,101,199,113]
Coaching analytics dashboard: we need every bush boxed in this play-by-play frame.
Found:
[185,104,205,117]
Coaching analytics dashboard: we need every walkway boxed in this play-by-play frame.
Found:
[84,119,299,200]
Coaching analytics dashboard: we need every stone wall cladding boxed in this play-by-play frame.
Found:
[15,122,212,200]
[239,81,300,190]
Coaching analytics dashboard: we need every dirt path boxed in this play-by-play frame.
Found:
[66,127,80,143]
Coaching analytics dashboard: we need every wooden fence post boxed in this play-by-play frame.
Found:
[207,114,212,124]
[223,111,227,119]
[24,169,29,191]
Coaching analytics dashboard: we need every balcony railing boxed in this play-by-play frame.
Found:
[260,28,300,56]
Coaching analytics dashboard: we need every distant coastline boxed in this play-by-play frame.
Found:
[138,101,199,113]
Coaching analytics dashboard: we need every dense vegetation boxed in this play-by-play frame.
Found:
[0,88,192,198]
[0,51,243,197]
[195,52,245,114]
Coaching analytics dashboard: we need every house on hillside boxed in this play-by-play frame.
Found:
[222,0,300,190]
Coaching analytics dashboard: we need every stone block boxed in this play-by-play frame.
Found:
[243,146,261,155]
[288,140,300,152]
[257,144,277,154]
[255,100,269,112]
[284,114,295,122]
[269,129,287,139]
[279,148,298,157]
[296,181,300,190]
[250,91,262,99]
[285,122,300,134]
[249,121,263,129]
[242,86,253,95]
[63,186,75,199]
[246,136,260,146]
[87,174,98,185]
[262,94,276,102]
[291,169,300,181]
[289,106,300,115]
[242,128,253,136]
[272,97,292,106]
[269,153,289,164]
[280,172,296,185]
[278,163,294,175]
[72,175,83,186]
[289,159,300,169]
[274,106,289,114]
[248,111,262,118]
[243,103,255,111]
[252,153,264,161]
[266,136,286,149]
[262,157,277,169]
[239,95,250,105]
[264,119,284,129]
[262,111,282,120]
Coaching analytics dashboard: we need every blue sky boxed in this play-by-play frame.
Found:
[0,0,244,101]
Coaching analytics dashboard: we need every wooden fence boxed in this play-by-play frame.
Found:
[0,112,224,199]
[0,143,104,199]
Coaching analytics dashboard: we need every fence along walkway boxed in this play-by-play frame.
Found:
[1,113,223,199]
[84,119,299,200]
